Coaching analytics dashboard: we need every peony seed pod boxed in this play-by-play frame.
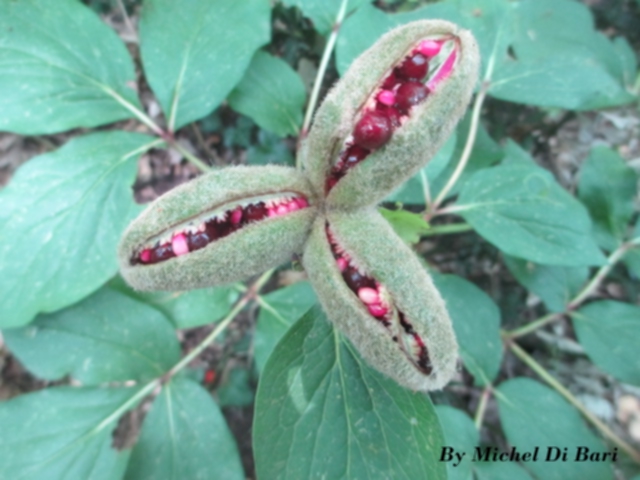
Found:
[119,166,317,291]
[302,209,458,391]
[300,20,480,209]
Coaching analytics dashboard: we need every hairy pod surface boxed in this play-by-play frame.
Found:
[119,166,317,291]
[301,20,480,209]
[302,209,458,391]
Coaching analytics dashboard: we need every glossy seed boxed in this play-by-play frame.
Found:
[353,111,392,150]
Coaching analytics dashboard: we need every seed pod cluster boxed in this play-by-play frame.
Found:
[119,20,479,391]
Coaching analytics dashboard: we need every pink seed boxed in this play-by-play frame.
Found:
[288,200,300,212]
[230,206,243,224]
[140,249,152,263]
[418,40,442,57]
[336,257,348,272]
[377,90,396,106]
[172,233,189,256]
[267,207,278,217]
[276,204,289,216]
[368,303,388,318]
[296,197,309,209]
[358,287,380,305]
[427,48,457,91]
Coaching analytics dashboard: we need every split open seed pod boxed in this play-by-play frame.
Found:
[119,166,317,291]
[301,19,479,209]
[302,208,458,391]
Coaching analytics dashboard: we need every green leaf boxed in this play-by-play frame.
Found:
[497,378,614,480]
[254,282,316,373]
[502,139,537,166]
[612,37,638,89]
[0,0,140,134]
[125,376,244,480]
[0,131,155,328]
[139,0,270,130]
[504,255,588,313]
[111,276,240,329]
[571,301,640,386]
[228,51,306,137]
[432,274,502,385]
[0,386,140,480]
[3,287,180,384]
[386,132,458,205]
[474,462,535,480]
[578,146,637,251]
[457,163,606,267]
[283,0,371,35]
[254,305,446,480]
[379,207,430,245]
[435,406,478,480]
[337,1,634,109]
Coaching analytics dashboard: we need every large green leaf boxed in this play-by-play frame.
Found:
[457,163,606,267]
[0,132,155,328]
[254,282,317,373]
[254,305,446,480]
[504,255,588,313]
[337,0,634,109]
[497,378,614,480]
[139,0,270,130]
[228,51,306,137]
[3,287,180,384]
[578,147,637,251]
[571,301,640,386]
[0,0,140,134]
[110,275,240,329]
[435,406,478,480]
[432,274,502,385]
[0,386,140,480]
[125,376,244,480]
[283,0,371,35]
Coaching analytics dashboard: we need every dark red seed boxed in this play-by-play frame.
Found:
[395,82,429,113]
[396,52,429,80]
[343,266,375,291]
[342,144,370,169]
[150,242,175,263]
[353,111,392,150]
[375,103,402,128]
[244,202,267,222]
[187,231,210,251]
[381,72,400,90]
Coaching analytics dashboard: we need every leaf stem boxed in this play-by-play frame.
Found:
[101,85,166,137]
[298,0,349,167]
[474,386,492,429]
[503,312,561,340]
[568,241,637,310]
[429,82,488,213]
[166,268,274,379]
[507,340,640,464]
[172,141,212,172]
[422,222,473,237]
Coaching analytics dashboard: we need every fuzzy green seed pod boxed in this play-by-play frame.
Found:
[119,166,317,291]
[302,209,458,391]
[300,20,480,209]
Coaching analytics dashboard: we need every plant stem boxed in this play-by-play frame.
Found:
[422,222,473,237]
[474,386,492,430]
[114,0,138,43]
[429,82,489,213]
[166,268,274,379]
[298,0,349,166]
[508,341,640,464]
[503,312,561,340]
[173,141,212,172]
[568,241,636,310]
